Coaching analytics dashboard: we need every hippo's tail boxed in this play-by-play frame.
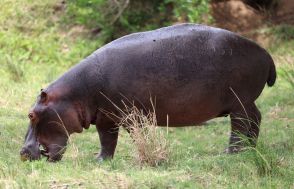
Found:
[267,55,276,87]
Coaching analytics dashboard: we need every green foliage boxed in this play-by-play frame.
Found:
[247,143,280,177]
[280,62,294,88]
[0,0,102,84]
[65,0,211,40]
[4,55,25,82]
[171,0,212,23]
[268,25,294,88]
[65,0,106,28]
[271,24,294,41]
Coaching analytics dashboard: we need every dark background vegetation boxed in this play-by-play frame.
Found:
[63,0,293,42]
[64,0,212,40]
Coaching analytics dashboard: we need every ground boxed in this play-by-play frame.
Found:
[0,0,293,188]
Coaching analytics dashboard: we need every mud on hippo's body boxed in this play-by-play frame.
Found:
[20,23,276,162]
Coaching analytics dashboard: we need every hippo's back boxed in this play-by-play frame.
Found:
[103,24,213,46]
[93,24,274,125]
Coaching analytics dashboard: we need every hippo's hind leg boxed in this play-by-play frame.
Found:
[226,103,261,153]
[96,122,119,161]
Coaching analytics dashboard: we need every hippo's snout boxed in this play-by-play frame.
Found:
[20,146,41,161]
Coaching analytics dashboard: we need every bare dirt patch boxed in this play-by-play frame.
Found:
[210,0,294,47]
[210,0,271,46]
[211,0,265,33]
[272,0,294,25]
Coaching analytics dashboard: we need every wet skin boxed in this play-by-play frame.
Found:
[20,24,276,162]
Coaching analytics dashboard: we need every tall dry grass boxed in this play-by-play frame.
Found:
[117,102,170,167]
[100,94,170,167]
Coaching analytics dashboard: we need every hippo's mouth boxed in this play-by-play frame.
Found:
[20,144,48,161]
[39,144,58,162]
[40,144,50,158]
[20,152,38,161]
[20,143,41,161]
[39,144,64,162]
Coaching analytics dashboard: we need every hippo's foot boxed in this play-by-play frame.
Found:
[96,124,119,162]
[96,152,113,162]
[224,145,245,154]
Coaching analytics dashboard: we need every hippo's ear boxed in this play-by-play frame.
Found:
[40,91,48,103]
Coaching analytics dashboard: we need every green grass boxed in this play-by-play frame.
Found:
[0,0,294,188]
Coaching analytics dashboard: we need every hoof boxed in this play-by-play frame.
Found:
[96,156,104,163]
[224,146,245,154]
[96,154,113,162]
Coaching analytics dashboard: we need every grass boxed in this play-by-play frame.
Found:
[0,0,294,188]
[115,100,170,167]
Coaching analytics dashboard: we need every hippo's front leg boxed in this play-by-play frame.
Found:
[96,123,119,161]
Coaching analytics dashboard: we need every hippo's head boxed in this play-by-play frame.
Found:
[20,88,87,162]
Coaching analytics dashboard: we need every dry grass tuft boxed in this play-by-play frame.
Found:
[103,97,170,167]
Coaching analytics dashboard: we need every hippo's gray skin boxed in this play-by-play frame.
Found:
[20,24,276,162]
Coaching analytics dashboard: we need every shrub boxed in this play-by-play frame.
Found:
[65,0,211,41]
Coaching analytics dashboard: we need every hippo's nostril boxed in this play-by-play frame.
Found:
[20,146,42,161]
[20,148,31,161]
[20,148,29,155]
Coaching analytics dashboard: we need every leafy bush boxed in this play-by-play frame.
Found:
[271,25,294,41]
[171,0,212,23]
[65,0,211,41]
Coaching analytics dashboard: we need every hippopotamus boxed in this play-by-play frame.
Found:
[20,23,276,162]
